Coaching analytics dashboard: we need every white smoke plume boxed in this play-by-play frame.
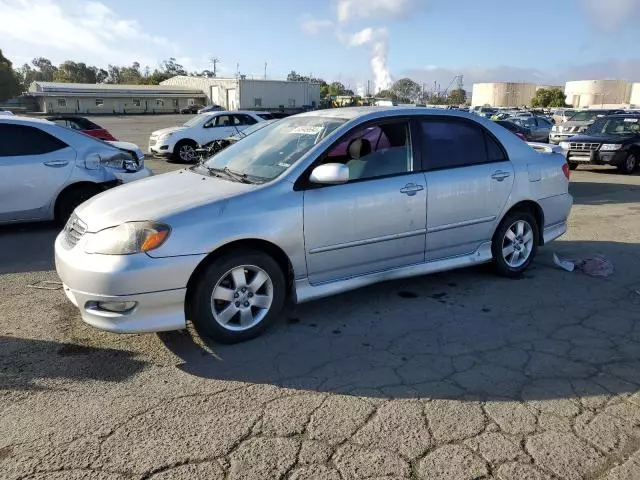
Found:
[341,27,391,93]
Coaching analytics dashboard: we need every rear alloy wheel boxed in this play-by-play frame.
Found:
[189,250,286,343]
[617,152,637,175]
[173,140,197,162]
[492,211,539,277]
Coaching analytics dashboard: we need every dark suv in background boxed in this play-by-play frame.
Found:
[560,113,640,174]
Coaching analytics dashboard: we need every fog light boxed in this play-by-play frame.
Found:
[96,301,137,313]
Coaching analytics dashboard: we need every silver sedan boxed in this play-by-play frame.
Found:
[0,116,151,225]
[55,107,572,343]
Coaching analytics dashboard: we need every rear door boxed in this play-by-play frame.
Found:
[0,123,76,221]
[418,117,514,260]
[200,114,236,144]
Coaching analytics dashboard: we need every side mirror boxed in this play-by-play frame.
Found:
[309,163,349,185]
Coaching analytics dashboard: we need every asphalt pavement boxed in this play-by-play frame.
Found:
[1,115,640,479]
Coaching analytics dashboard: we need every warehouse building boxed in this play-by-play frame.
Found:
[28,82,206,114]
[161,76,321,112]
[564,80,632,108]
[471,82,540,108]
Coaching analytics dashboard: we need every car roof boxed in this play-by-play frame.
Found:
[604,113,640,118]
[45,115,87,120]
[0,115,54,125]
[295,106,488,122]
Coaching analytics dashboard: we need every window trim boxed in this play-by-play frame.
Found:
[417,116,509,172]
[294,115,420,191]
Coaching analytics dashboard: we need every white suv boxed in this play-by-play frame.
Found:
[149,111,265,162]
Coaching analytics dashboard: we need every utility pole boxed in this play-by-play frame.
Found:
[210,57,220,77]
[264,62,267,80]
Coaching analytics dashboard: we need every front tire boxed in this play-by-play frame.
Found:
[189,250,286,344]
[617,152,637,175]
[55,184,101,226]
[173,140,198,162]
[492,211,539,278]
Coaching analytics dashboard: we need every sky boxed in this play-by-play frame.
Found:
[2,0,640,94]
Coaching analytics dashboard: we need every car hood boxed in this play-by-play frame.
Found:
[151,126,187,137]
[75,168,255,232]
[566,133,637,143]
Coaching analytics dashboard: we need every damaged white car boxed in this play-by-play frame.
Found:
[0,116,152,225]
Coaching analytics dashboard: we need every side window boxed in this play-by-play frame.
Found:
[324,121,412,181]
[420,120,491,170]
[215,115,233,127]
[0,124,68,157]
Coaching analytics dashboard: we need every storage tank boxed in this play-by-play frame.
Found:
[630,83,640,106]
[564,80,631,108]
[471,82,538,107]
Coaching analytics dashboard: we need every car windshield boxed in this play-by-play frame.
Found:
[203,116,346,182]
[568,111,606,122]
[229,119,277,139]
[183,114,208,127]
[585,117,640,135]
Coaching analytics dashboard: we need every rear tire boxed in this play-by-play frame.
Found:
[492,210,539,278]
[173,140,198,163]
[55,184,101,226]
[617,152,637,175]
[188,249,286,344]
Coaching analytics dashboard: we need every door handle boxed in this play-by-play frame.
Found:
[491,170,511,182]
[399,183,424,196]
[43,160,69,167]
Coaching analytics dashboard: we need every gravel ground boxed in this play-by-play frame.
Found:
[1,115,640,479]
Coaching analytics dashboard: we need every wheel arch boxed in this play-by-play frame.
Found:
[53,181,102,220]
[185,238,295,317]
[496,200,545,245]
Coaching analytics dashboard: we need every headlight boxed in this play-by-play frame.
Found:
[85,221,171,255]
[158,132,174,140]
[600,143,623,151]
[551,125,559,132]
[559,142,570,150]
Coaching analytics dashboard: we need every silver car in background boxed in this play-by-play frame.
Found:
[0,116,151,224]
[55,107,572,343]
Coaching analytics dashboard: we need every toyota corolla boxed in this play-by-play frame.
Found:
[55,107,572,343]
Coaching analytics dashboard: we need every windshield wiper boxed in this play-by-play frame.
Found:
[223,166,256,184]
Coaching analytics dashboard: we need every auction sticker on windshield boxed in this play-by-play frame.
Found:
[290,126,323,135]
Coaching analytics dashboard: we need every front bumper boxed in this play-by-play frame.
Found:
[149,138,173,157]
[549,133,575,144]
[111,167,153,184]
[565,149,626,166]
[54,232,206,333]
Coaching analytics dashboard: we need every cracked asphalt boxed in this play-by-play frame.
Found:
[2,115,640,480]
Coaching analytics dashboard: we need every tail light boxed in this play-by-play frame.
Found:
[562,162,570,179]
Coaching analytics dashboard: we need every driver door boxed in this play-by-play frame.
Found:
[302,119,427,284]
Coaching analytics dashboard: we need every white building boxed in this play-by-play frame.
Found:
[564,80,632,108]
[161,76,321,111]
[471,82,539,107]
[28,82,205,114]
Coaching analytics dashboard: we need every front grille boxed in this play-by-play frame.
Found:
[63,214,87,249]
[569,142,600,151]
[149,139,157,147]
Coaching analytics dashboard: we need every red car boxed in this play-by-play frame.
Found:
[46,115,117,141]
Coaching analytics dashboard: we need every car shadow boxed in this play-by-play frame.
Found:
[0,222,60,274]
[0,336,148,390]
[158,241,640,402]
[570,180,640,205]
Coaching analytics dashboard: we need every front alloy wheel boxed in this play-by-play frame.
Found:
[211,265,273,331]
[190,249,286,343]
[618,153,637,175]
[179,143,196,162]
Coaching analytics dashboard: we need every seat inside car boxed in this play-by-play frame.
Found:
[346,138,372,179]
